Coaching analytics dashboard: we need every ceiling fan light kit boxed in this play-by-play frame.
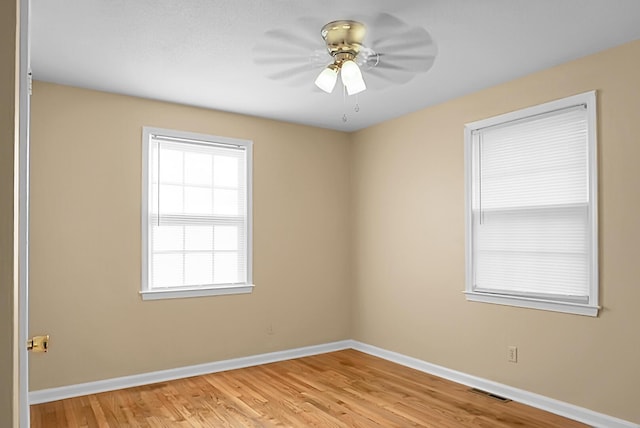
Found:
[314,63,339,93]
[340,59,366,95]
[315,20,368,95]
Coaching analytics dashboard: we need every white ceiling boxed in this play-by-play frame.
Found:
[31,0,640,132]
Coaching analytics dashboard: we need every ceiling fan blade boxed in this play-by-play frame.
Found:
[282,72,321,87]
[254,49,329,66]
[253,55,312,66]
[364,67,415,85]
[253,43,329,85]
[355,11,438,83]
[372,28,435,53]
[368,26,436,75]
[265,63,320,81]
[258,28,321,53]
[252,16,331,88]
[374,61,427,73]
[376,53,437,72]
[368,13,410,38]
[376,53,435,62]
[295,16,328,39]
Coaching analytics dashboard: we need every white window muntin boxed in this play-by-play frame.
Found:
[464,91,598,316]
[141,127,253,300]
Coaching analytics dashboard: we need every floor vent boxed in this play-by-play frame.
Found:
[469,388,512,403]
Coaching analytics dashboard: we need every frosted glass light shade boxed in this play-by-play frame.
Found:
[340,60,366,95]
[314,66,338,93]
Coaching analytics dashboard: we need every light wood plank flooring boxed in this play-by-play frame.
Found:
[31,349,587,427]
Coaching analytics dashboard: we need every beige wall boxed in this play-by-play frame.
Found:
[351,39,640,423]
[30,40,640,424]
[29,82,352,390]
[0,0,18,426]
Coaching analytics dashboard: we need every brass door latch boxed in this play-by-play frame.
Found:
[27,335,49,353]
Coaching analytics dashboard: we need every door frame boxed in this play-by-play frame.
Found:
[17,0,30,425]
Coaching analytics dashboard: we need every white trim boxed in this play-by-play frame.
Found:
[17,0,31,425]
[29,340,638,427]
[245,138,253,286]
[140,126,254,299]
[140,127,151,293]
[464,91,595,130]
[140,283,254,300]
[464,291,599,317]
[463,91,599,317]
[29,340,353,405]
[586,91,599,309]
[351,341,638,428]
[464,120,474,308]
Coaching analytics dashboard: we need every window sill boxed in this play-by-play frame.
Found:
[464,291,599,317]
[141,284,254,301]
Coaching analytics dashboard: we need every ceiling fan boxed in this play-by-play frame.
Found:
[253,13,438,95]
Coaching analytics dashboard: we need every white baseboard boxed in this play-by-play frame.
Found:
[30,339,638,428]
[29,340,353,405]
[351,341,638,428]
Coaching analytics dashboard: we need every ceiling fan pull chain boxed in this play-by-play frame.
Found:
[342,83,348,122]
[354,94,360,113]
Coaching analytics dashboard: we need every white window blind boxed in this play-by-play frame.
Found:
[465,92,598,316]
[141,127,253,299]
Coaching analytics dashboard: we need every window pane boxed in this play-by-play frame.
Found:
[152,145,159,181]
[214,226,238,251]
[153,225,183,252]
[184,186,212,214]
[151,184,159,215]
[214,156,238,188]
[152,253,183,288]
[159,148,183,184]
[475,251,588,298]
[185,226,213,251]
[185,152,212,186]
[474,205,589,297]
[159,184,183,214]
[145,130,252,295]
[475,108,588,210]
[185,253,213,286]
[214,252,238,284]
[213,189,238,215]
[466,98,596,309]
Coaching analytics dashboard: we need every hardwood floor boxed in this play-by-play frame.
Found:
[30,350,587,427]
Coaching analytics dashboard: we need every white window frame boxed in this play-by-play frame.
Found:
[141,126,254,300]
[464,91,599,316]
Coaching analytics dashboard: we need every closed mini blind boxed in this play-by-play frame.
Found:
[148,136,248,289]
[471,105,591,302]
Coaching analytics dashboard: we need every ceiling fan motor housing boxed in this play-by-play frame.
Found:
[321,20,366,58]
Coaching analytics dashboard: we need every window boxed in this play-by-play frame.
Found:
[464,92,598,316]
[141,127,253,300]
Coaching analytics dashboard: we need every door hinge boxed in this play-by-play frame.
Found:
[27,335,49,353]
[28,71,32,96]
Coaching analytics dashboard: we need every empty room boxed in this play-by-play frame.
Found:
[2,1,640,427]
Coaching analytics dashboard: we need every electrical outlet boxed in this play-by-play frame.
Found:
[507,346,518,363]
[267,324,275,335]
